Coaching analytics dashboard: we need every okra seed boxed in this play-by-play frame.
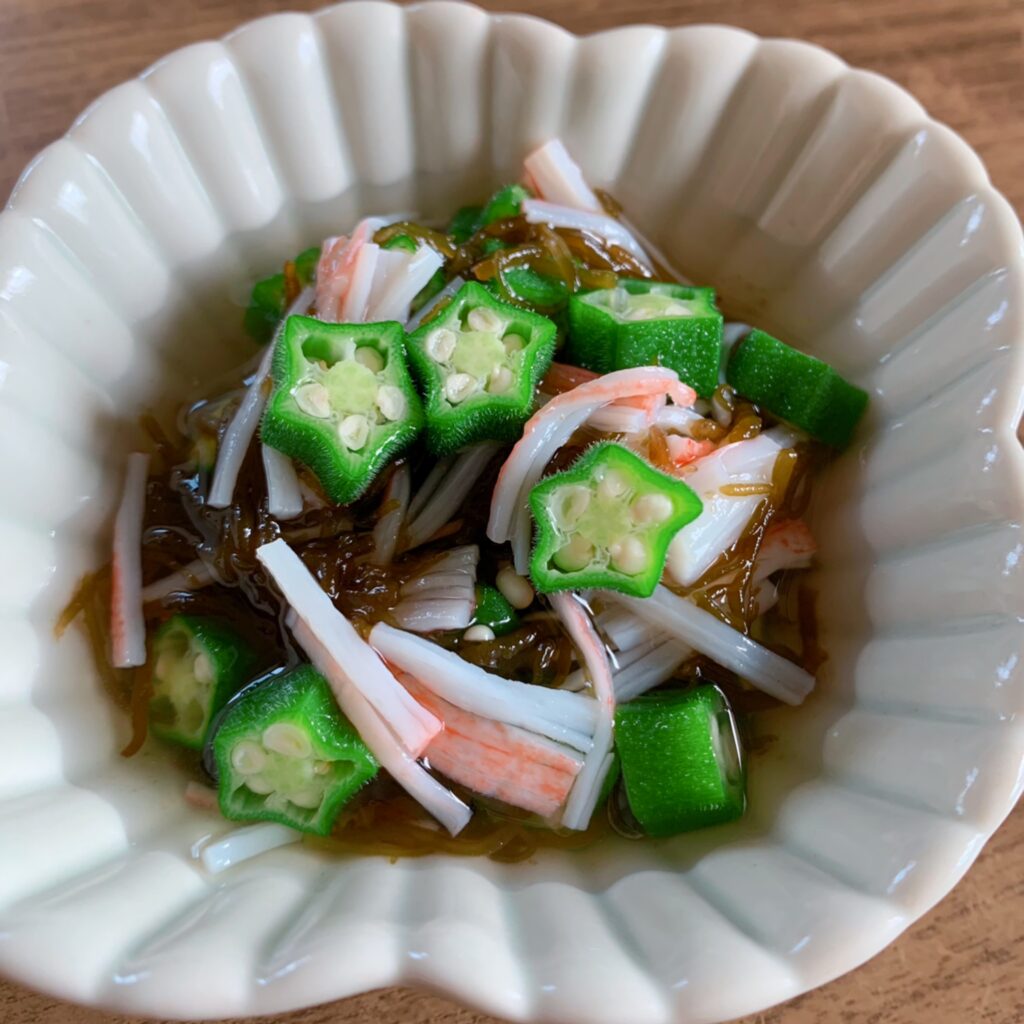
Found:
[487,365,514,395]
[631,493,674,526]
[444,373,477,405]
[503,333,526,354]
[426,328,457,363]
[496,566,534,609]
[338,414,370,450]
[262,722,314,759]
[626,307,657,321]
[554,484,591,529]
[154,652,174,681]
[553,535,596,573]
[192,652,214,686]
[354,346,384,373]
[597,470,628,501]
[313,761,331,775]
[288,786,324,810]
[665,302,692,316]
[463,624,496,642]
[294,382,332,419]
[610,536,648,575]
[376,384,407,421]
[467,306,504,333]
[231,740,268,776]
[245,774,276,795]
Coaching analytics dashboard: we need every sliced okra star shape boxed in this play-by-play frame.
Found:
[529,442,703,598]
[261,316,424,505]
[567,280,723,397]
[212,665,378,836]
[148,615,256,750]
[405,281,556,456]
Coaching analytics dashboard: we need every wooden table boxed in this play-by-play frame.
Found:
[1,0,1021,1021]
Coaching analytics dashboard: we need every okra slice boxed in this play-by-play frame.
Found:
[529,442,703,598]
[405,281,556,456]
[261,316,424,505]
[478,183,531,228]
[148,615,256,750]
[726,328,868,447]
[567,280,723,397]
[212,664,378,836]
[615,685,746,837]
[447,204,484,243]
[470,583,520,637]
[244,246,320,343]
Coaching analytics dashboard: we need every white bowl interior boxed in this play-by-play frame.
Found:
[0,4,1022,1022]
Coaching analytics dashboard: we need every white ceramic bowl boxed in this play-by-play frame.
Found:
[0,3,1022,1022]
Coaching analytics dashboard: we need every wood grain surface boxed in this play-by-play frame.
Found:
[1,1,1022,1022]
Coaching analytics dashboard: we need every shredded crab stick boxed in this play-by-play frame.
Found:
[370,246,445,322]
[262,444,303,520]
[523,139,603,213]
[522,199,653,272]
[291,616,471,834]
[391,545,478,633]
[370,464,411,566]
[401,442,501,553]
[551,592,616,831]
[208,285,314,509]
[315,218,384,322]
[752,519,817,580]
[666,425,801,586]
[141,558,214,605]
[369,622,598,751]
[198,822,301,874]
[402,675,582,818]
[256,539,441,756]
[488,366,698,572]
[612,585,816,706]
[665,436,717,470]
[111,452,149,668]
[405,274,465,332]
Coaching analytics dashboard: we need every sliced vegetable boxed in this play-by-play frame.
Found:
[212,664,378,836]
[485,266,570,313]
[261,316,423,505]
[243,246,320,343]
[726,328,868,447]
[447,205,484,243]
[529,442,703,598]
[479,183,532,227]
[149,615,256,749]
[615,685,746,837]
[470,583,519,636]
[567,281,723,397]
[487,366,698,573]
[405,281,556,456]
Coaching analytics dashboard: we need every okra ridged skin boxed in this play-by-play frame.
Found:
[528,442,703,598]
[726,328,869,448]
[243,246,320,344]
[148,615,257,751]
[615,686,746,837]
[566,280,724,397]
[405,281,557,457]
[212,665,379,836]
[261,316,425,505]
